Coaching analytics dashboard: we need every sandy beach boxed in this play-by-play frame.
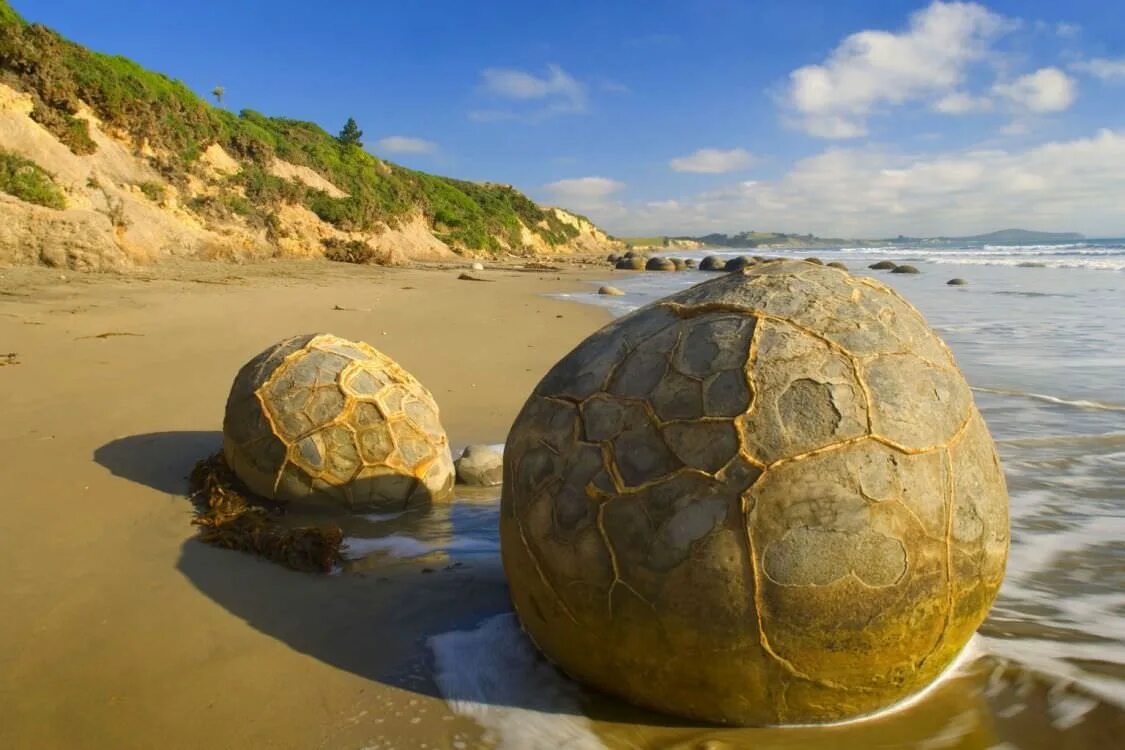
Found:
[2,259,1121,750]
[0,258,613,749]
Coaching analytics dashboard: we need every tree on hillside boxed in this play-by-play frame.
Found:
[211,86,225,104]
[337,117,363,147]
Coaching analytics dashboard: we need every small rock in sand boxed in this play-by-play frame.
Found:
[598,285,625,296]
[455,444,503,487]
[470,262,485,271]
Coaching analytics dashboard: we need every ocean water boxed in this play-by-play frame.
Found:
[347,240,1125,748]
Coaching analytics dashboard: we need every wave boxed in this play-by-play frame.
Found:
[972,386,1125,412]
[429,614,604,750]
[997,432,1125,448]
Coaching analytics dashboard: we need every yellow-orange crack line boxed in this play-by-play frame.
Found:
[740,494,874,692]
[870,406,974,456]
[515,510,580,625]
[765,434,870,469]
[662,302,860,362]
[596,501,654,616]
[917,449,956,672]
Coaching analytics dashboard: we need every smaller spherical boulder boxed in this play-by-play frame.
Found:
[646,257,676,272]
[684,258,698,268]
[827,261,848,271]
[223,333,454,512]
[670,258,687,270]
[947,278,968,286]
[598,285,625,296]
[455,444,503,487]
[804,257,824,265]
[892,264,920,274]
[616,257,645,270]
[869,260,897,270]
[700,256,726,271]
[724,256,752,272]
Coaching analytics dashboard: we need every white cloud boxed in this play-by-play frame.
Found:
[1070,57,1125,82]
[1055,22,1081,38]
[993,67,1076,112]
[543,177,626,214]
[476,64,587,120]
[374,136,437,154]
[933,91,993,113]
[544,177,624,201]
[592,130,1125,238]
[669,148,756,174]
[785,1,1010,138]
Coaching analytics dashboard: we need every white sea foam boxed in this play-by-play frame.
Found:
[428,613,605,750]
[971,386,1125,412]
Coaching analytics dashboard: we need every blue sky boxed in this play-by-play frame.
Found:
[13,0,1125,237]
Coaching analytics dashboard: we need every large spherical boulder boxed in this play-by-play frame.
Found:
[646,257,677,272]
[616,257,645,270]
[223,333,454,512]
[500,260,1008,726]
[700,255,726,272]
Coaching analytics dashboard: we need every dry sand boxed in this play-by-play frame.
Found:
[1,259,1119,749]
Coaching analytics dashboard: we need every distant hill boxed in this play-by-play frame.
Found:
[943,229,1085,243]
[674,231,876,249]
[664,228,1085,250]
[0,1,617,270]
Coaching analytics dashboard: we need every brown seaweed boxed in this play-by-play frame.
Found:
[188,453,345,573]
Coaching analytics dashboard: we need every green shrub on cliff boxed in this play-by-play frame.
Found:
[0,0,586,253]
[0,148,66,209]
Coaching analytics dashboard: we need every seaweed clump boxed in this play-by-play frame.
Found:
[188,452,345,573]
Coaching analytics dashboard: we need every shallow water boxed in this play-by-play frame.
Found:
[346,241,1125,748]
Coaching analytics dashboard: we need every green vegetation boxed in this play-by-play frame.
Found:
[0,148,66,208]
[0,1,585,253]
[137,180,164,202]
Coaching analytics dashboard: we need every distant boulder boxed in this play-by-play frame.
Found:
[869,260,897,270]
[646,257,677,272]
[947,278,968,286]
[724,256,752,272]
[700,256,726,271]
[598,285,626,296]
[892,264,920,274]
[616,257,645,270]
[827,261,848,271]
[455,444,503,487]
[804,257,824,265]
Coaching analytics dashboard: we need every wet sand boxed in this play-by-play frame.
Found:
[1,259,1120,749]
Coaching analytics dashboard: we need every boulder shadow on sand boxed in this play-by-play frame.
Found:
[94,430,223,494]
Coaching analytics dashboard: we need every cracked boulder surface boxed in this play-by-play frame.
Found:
[499,260,1009,726]
[223,333,454,512]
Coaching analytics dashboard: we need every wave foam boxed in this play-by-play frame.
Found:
[429,613,604,750]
